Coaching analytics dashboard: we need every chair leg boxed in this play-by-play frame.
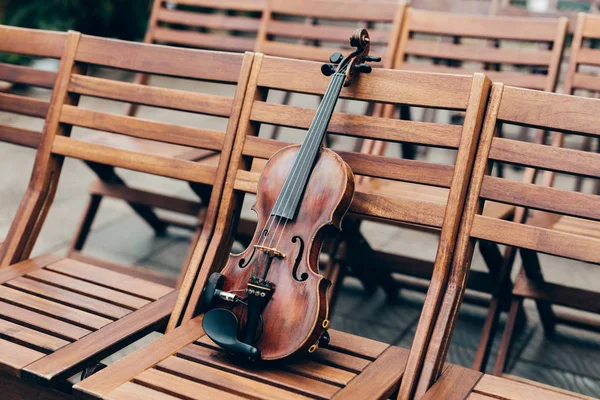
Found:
[493,296,523,375]
[399,105,416,160]
[70,194,103,253]
[519,249,556,337]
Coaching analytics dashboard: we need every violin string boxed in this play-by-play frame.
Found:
[255,72,344,279]
[268,72,345,258]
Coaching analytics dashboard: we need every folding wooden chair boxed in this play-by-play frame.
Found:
[412,83,600,399]
[355,8,568,372]
[0,29,254,394]
[69,0,266,257]
[72,55,491,400]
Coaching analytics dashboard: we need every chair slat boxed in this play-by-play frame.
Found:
[0,25,65,58]
[0,318,69,353]
[408,9,560,41]
[582,14,600,39]
[153,27,256,53]
[0,338,45,376]
[257,57,472,110]
[498,86,600,136]
[60,106,225,151]
[488,137,600,179]
[576,47,600,66]
[249,102,462,148]
[156,8,261,32]
[51,137,218,186]
[105,382,180,400]
[480,176,600,221]
[68,74,233,117]
[266,20,390,44]
[268,0,397,21]
[165,0,265,12]
[0,63,56,89]
[0,125,40,149]
[259,41,346,63]
[571,72,600,92]
[0,93,48,118]
[404,39,553,66]
[471,216,600,264]
[76,35,245,83]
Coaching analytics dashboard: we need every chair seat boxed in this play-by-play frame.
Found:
[551,216,600,239]
[74,318,409,399]
[82,132,216,162]
[0,253,177,383]
[423,365,588,400]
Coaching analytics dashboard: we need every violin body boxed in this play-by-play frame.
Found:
[220,145,354,360]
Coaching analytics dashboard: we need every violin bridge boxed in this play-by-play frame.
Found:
[254,245,285,259]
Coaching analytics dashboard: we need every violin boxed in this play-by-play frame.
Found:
[201,29,380,361]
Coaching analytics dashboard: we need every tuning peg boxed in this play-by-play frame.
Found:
[321,63,336,76]
[329,52,343,64]
[354,63,372,74]
[363,55,381,63]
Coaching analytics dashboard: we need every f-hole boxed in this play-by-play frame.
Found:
[291,236,308,281]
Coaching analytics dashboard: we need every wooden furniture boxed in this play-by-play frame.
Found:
[358,7,568,372]
[564,12,600,193]
[73,56,491,400]
[70,0,266,258]
[413,83,600,398]
[0,29,253,389]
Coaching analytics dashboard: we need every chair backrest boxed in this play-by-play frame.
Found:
[0,26,66,149]
[0,30,254,300]
[256,0,405,66]
[144,0,265,52]
[395,8,568,91]
[564,12,600,95]
[177,54,491,391]
[414,84,600,397]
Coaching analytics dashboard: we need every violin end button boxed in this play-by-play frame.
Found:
[308,344,318,353]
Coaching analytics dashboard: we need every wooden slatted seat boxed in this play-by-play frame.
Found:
[410,84,600,399]
[73,56,491,400]
[0,29,253,390]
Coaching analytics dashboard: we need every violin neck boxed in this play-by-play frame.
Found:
[271,72,346,221]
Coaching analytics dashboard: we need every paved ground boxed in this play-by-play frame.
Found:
[1,69,600,397]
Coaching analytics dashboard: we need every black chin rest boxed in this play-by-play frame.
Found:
[203,308,260,360]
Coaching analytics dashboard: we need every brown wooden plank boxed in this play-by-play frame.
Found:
[68,74,233,117]
[420,365,482,400]
[157,356,312,400]
[0,286,111,331]
[408,9,560,41]
[26,269,150,310]
[0,301,90,341]
[333,346,408,400]
[0,254,61,284]
[164,0,265,11]
[257,56,472,110]
[5,277,131,320]
[326,329,390,360]
[0,124,40,148]
[0,337,45,377]
[471,216,600,264]
[404,39,553,66]
[0,92,49,118]
[474,374,584,400]
[0,25,66,58]
[268,0,397,21]
[582,14,600,39]
[51,136,218,185]
[133,368,242,400]
[266,20,390,44]
[76,35,245,83]
[61,106,225,151]
[489,137,600,179]
[309,348,369,373]
[105,382,181,400]
[156,8,261,32]
[153,27,256,52]
[259,41,346,63]
[572,72,600,92]
[576,47,600,66]
[480,176,600,221]
[0,63,57,88]
[22,291,177,384]
[46,258,173,300]
[248,102,462,148]
[0,317,69,353]
[178,344,340,399]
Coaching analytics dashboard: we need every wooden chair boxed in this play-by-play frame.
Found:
[69,0,266,258]
[0,29,254,393]
[356,7,568,372]
[411,83,600,399]
[72,56,491,400]
[564,13,600,193]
